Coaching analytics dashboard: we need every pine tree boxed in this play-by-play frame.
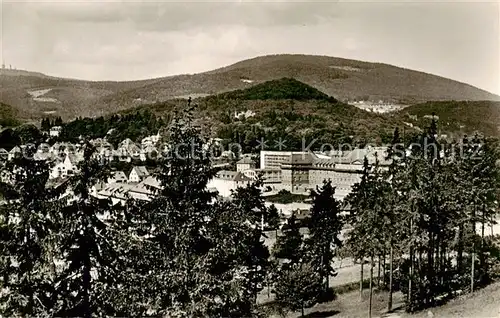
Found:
[306,179,342,293]
[267,204,281,237]
[273,213,303,264]
[384,127,404,311]
[41,118,50,132]
[52,142,119,317]
[0,145,64,316]
[345,157,372,299]
[136,101,269,316]
[346,157,387,316]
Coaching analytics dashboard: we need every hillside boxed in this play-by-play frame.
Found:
[114,79,412,150]
[0,102,21,127]
[393,100,500,138]
[0,54,498,122]
[210,77,336,101]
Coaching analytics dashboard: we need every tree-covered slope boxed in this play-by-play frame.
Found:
[1,54,498,121]
[394,100,500,138]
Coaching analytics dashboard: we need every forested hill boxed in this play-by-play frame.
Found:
[2,78,499,152]
[393,100,500,138]
[1,54,498,122]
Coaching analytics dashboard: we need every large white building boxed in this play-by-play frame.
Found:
[258,148,390,200]
[207,170,253,197]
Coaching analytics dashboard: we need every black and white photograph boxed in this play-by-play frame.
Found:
[0,0,499,317]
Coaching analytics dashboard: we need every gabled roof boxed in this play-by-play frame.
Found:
[110,171,127,181]
[215,170,252,182]
[131,166,150,178]
[9,146,21,154]
[65,153,83,165]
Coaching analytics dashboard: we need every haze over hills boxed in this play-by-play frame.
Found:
[0,54,498,122]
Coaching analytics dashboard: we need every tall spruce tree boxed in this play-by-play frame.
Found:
[52,143,119,317]
[273,213,303,264]
[0,146,64,316]
[306,180,342,292]
[138,100,270,316]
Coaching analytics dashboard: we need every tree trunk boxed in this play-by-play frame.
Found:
[360,258,364,300]
[457,224,463,274]
[377,255,381,287]
[471,205,476,293]
[301,304,305,317]
[325,251,330,291]
[481,204,485,275]
[388,244,393,312]
[408,217,414,311]
[267,274,270,298]
[83,251,92,318]
[369,255,374,318]
[382,252,386,289]
[471,245,475,293]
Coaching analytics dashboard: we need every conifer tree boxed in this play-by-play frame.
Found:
[0,146,64,316]
[306,179,342,292]
[345,157,372,299]
[138,100,270,316]
[267,204,281,238]
[52,143,118,317]
[273,213,303,264]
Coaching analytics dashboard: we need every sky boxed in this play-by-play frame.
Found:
[1,0,499,94]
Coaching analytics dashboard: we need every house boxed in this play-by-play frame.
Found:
[108,171,128,184]
[96,182,136,206]
[236,157,256,172]
[0,148,9,161]
[128,166,150,183]
[117,139,141,162]
[49,126,62,137]
[234,110,256,119]
[264,202,311,218]
[206,170,252,197]
[128,176,162,201]
[49,153,82,179]
[8,146,22,161]
[33,152,52,161]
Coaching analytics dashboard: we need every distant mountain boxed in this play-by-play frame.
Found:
[0,54,498,122]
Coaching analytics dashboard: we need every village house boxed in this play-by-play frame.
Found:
[49,153,83,179]
[0,148,9,161]
[234,110,256,119]
[207,170,252,197]
[236,157,256,172]
[8,146,22,161]
[49,126,62,137]
[108,171,128,184]
[128,166,150,183]
[94,175,161,204]
[117,139,141,162]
